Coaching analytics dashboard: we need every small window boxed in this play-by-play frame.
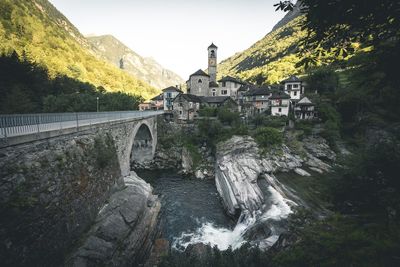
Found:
[287,84,292,90]
[222,82,226,87]
[293,84,299,88]
[278,108,282,112]
[198,79,202,83]
[179,110,183,115]
[294,91,297,96]
[221,90,228,95]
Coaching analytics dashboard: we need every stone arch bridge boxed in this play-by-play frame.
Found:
[0,111,162,176]
[0,111,164,266]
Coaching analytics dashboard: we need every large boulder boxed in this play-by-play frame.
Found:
[215,136,266,217]
[66,172,161,267]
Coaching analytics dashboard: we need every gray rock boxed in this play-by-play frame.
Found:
[66,172,161,267]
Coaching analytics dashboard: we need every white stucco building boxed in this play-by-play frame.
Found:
[270,91,291,116]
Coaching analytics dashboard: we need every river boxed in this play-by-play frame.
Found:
[137,170,299,251]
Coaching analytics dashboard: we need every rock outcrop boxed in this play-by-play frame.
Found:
[215,135,336,217]
[66,172,161,267]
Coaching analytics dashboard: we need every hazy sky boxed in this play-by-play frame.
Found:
[49,0,285,79]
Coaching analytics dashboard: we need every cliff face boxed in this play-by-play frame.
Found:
[88,35,184,90]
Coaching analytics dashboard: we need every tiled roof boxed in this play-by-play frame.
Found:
[162,86,183,93]
[178,94,203,103]
[190,69,210,77]
[269,91,290,100]
[201,96,232,104]
[245,85,270,96]
[151,93,163,101]
[297,97,314,106]
[281,75,301,83]
[218,76,245,85]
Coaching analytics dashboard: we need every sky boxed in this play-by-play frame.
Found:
[49,0,286,79]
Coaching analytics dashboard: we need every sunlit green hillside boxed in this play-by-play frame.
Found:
[0,0,159,100]
[218,16,308,84]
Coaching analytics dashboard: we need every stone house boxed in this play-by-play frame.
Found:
[173,94,203,121]
[244,86,271,114]
[294,97,317,120]
[281,76,304,102]
[270,91,291,116]
[202,96,238,111]
[217,76,246,99]
[150,93,164,110]
[163,86,183,111]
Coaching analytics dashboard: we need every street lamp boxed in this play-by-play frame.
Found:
[96,97,99,112]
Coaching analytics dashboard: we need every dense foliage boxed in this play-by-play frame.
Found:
[0,53,143,113]
[252,127,283,149]
[0,0,158,100]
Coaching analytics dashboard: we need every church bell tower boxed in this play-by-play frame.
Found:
[208,43,218,83]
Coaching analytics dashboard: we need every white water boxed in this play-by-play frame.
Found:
[173,183,297,251]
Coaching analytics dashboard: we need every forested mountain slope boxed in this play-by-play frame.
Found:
[0,0,159,99]
[218,15,308,84]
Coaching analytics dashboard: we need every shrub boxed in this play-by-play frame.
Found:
[217,108,240,126]
[252,127,283,149]
[198,106,217,117]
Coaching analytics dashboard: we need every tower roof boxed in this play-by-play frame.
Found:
[208,43,218,49]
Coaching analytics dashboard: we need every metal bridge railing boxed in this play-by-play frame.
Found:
[0,110,164,140]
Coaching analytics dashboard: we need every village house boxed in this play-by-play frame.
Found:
[244,85,271,114]
[173,94,203,121]
[281,76,304,102]
[150,93,164,110]
[202,96,238,111]
[138,102,152,111]
[217,76,246,99]
[162,86,182,111]
[294,97,317,120]
[270,91,291,116]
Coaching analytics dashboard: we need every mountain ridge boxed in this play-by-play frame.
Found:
[87,34,184,89]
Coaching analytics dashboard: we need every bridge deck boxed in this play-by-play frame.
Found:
[0,110,163,147]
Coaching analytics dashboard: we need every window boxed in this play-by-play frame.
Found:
[198,79,202,83]
[287,84,292,90]
[167,92,172,98]
[210,50,215,58]
[278,108,282,112]
[189,102,193,108]
[179,110,183,115]
[294,91,297,96]
[222,82,226,87]
[293,84,299,89]
[221,90,228,95]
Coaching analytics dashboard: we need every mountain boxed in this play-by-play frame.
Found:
[88,35,184,90]
[0,0,159,100]
[218,14,307,85]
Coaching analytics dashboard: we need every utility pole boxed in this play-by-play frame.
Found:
[96,97,99,112]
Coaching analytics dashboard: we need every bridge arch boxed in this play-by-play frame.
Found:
[130,122,155,165]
